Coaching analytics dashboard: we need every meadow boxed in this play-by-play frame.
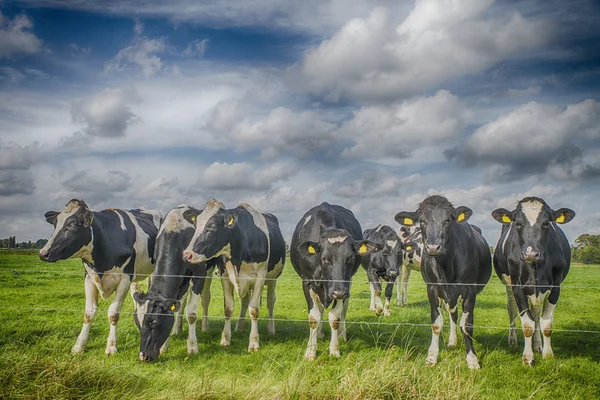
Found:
[1,252,599,399]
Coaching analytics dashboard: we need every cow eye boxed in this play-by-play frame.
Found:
[516,224,524,231]
[542,222,550,229]
[382,251,389,257]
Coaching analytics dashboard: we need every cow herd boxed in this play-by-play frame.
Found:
[39,195,575,369]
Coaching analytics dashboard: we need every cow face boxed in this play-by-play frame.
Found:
[40,199,94,262]
[298,229,380,300]
[395,195,472,257]
[134,292,180,362]
[492,197,575,263]
[183,206,234,264]
[373,239,417,281]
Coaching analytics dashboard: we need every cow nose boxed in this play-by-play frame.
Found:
[388,270,398,279]
[523,249,540,263]
[139,352,145,361]
[183,251,194,263]
[332,290,346,300]
[426,244,441,255]
[39,250,49,260]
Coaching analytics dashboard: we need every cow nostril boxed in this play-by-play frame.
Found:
[332,290,346,300]
[39,250,49,260]
[183,252,193,262]
[144,355,151,362]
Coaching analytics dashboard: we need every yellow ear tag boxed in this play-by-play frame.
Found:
[170,304,176,311]
[502,215,511,223]
[457,213,465,223]
[403,218,413,225]
[191,216,196,222]
[405,245,412,251]
[556,214,565,224]
[359,244,368,254]
[228,216,234,226]
[307,245,316,254]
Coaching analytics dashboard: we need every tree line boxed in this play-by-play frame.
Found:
[571,234,600,264]
[0,237,48,249]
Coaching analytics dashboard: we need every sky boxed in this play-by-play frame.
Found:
[1,0,599,246]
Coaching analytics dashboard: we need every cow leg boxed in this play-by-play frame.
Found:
[304,287,323,360]
[446,301,458,349]
[173,288,188,336]
[328,299,344,357]
[425,285,442,366]
[460,294,480,369]
[398,263,411,306]
[236,293,250,333]
[248,275,266,352]
[368,269,383,315]
[185,290,201,355]
[506,284,518,346]
[201,274,213,332]
[384,282,394,317]
[513,287,535,366]
[369,283,376,311]
[540,290,558,359]
[72,273,99,353]
[105,276,131,355]
[266,280,277,336]
[339,298,349,341]
[220,275,235,346]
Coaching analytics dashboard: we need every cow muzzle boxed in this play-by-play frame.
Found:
[332,290,347,300]
[139,352,156,362]
[425,243,442,256]
[39,249,50,261]
[522,247,540,263]
[183,250,204,264]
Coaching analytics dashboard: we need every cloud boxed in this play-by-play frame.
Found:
[184,39,209,57]
[68,42,91,57]
[0,11,43,59]
[62,170,131,193]
[341,90,471,159]
[0,170,35,196]
[335,172,422,198]
[195,161,295,191]
[0,141,41,169]
[292,1,551,102]
[446,99,600,181]
[71,87,141,138]
[0,66,25,84]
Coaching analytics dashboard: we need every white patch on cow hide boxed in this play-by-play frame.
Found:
[240,203,271,263]
[303,215,312,226]
[138,207,162,229]
[521,200,543,226]
[122,210,155,281]
[136,300,149,326]
[327,236,347,244]
[184,200,224,256]
[386,240,397,249]
[376,225,383,232]
[113,210,127,231]
[158,206,192,238]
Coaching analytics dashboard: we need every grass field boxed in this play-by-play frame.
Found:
[1,253,599,399]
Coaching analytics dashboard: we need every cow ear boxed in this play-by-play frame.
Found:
[554,208,575,224]
[298,241,320,256]
[82,210,94,227]
[402,241,418,252]
[454,206,472,223]
[224,212,237,229]
[162,299,181,313]
[44,211,59,226]
[353,240,381,255]
[183,209,201,225]
[492,208,512,224]
[394,211,418,226]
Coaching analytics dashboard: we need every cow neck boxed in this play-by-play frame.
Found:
[86,213,116,273]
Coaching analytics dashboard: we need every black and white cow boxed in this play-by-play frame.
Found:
[182,200,286,352]
[40,199,161,354]
[395,195,492,369]
[361,225,415,316]
[491,197,575,366]
[134,205,224,362]
[396,225,424,306]
[290,202,381,360]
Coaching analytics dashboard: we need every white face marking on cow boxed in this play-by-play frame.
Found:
[41,207,78,254]
[327,236,348,244]
[303,215,312,226]
[184,200,224,257]
[501,223,512,252]
[157,206,193,238]
[375,225,383,232]
[137,300,149,326]
[113,210,127,230]
[386,240,397,249]
[521,200,543,226]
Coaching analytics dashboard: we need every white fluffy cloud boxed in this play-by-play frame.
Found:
[196,161,295,191]
[293,0,551,101]
[341,90,471,159]
[71,87,141,138]
[105,37,167,77]
[0,11,43,59]
[184,39,209,57]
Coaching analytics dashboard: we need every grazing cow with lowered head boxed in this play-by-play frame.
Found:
[290,202,381,359]
[134,205,224,361]
[395,195,492,369]
[40,199,161,354]
[183,200,285,352]
[361,225,416,316]
[396,225,424,306]
[491,197,575,366]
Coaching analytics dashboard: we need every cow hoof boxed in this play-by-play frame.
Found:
[468,362,481,370]
[425,358,437,366]
[543,350,554,359]
[369,306,376,312]
[329,350,341,358]
[71,345,84,354]
[220,339,230,347]
[383,310,391,317]
[201,322,209,332]
[105,346,118,355]
[522,357,535,367]
[304,352,316,361]
[375,308,383,316]
[248,344,260,353]
[447,343,457,350]
[508,338,518,347]
[268,327,276,336]
[187,344,198,355]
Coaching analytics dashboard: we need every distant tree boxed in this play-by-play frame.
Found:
[573,234,600,264]
[35,239,48,249]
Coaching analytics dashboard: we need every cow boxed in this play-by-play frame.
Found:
[40,199,161,355]
[134,205,224,362]
[361,225,416,316]
[182,200,285,352]
[396,225,424,306]
[290,202,381,360]
[395,195,492,369]
[491,197,575,366]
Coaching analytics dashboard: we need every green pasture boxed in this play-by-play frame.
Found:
[1,253,599,399]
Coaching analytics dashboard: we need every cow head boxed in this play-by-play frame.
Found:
[40,199,94,262]
[395,195,472,257]
[182,200,233,264]
[298,229,381,300]
[133,291,180,362]
[492,197,575,264]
